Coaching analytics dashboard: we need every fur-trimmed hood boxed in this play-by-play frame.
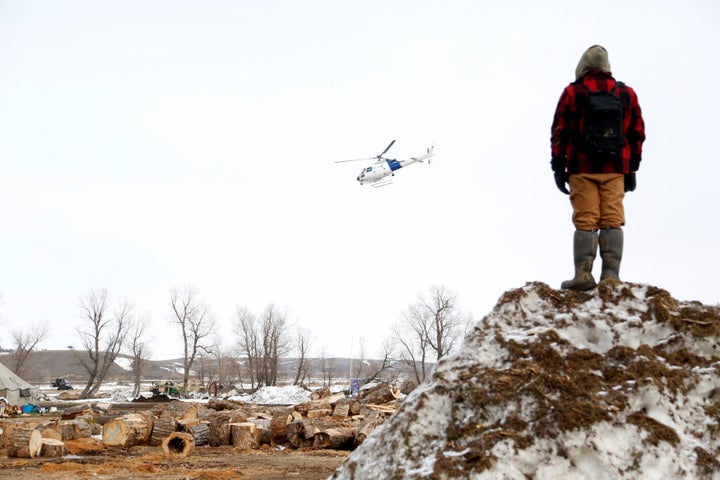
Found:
[575,45,612,80]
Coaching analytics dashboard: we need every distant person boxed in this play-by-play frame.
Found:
[551,45,646,290]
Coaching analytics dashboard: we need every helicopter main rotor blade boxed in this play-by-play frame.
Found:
[378,139,396,158]
[335,157,376,163]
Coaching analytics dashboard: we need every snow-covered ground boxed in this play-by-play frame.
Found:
[330,281,720,480]
[40,380,317,406]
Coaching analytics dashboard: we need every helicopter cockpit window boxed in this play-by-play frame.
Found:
[365,167,372,172]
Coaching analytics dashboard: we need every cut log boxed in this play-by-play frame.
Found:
[180,404,198,421]
[354,410,392,446]
[207,398,244,411]
[0,423,16,448]
[286,420,313,449]
[358,382,401,405]
[229,422,259,450]
[360,404,398,415]
[61,403,92,420]
[207,412,243,447]
[177,417,200,432]
[150,417,177,446]
[307,408,332,419]
[334,397,361,416]
[40,426,63,441]
[189,422,210,446]
[313,427,356,450]
[332,403,350,418]
[102,413,153,447]
[258,427,272,445]
[7,427,42,458]
[310,386,332,400]
[294,393,346,416]
[269,413,293,444]
[40,438,68,457]
[58,419,93,440]
[161,431,194,457]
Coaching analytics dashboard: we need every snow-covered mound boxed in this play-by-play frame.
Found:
[330,281,720,479]
[236,385,311,405]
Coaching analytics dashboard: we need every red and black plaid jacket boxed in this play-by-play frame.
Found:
[551,71,645,174]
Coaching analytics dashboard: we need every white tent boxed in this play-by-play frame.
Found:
[0,361,39,405]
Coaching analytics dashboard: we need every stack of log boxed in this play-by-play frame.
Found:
[0,382,402,458]
[0,416,99,458]
[278,382,401,450]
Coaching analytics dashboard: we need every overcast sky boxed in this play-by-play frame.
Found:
[1,0,718,361]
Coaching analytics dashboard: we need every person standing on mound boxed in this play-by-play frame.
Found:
[550,45,646,290]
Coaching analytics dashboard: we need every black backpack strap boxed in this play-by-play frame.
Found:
[613,81,629,105]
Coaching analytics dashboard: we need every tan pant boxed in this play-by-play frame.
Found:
[569,173,625,230]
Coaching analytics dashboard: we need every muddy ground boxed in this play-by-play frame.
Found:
[0,445,348,479]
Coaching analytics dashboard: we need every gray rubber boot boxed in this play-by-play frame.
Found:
[599,227,623,281]
[561,230,598,290]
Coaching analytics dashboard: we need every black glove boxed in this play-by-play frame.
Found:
[554,172,569,195]
[624,173,637,192]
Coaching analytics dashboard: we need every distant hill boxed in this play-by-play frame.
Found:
[0,350,409,388]
[0,350,185,385]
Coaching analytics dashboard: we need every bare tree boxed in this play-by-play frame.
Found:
[233,306,259,389]
[233,303,292,388]
[259,304,292,386]
[76,289,132,398]
[10,323,49,374]
[319,345,335,388]
[293,325,312,386]
[421,286,462,359]
[394,286,463,385]
[127,314,151,398]
[169,286,215,396]
[364,337,399,384]
[202,338,233,396]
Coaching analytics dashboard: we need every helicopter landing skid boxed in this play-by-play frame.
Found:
[371,179,393,188]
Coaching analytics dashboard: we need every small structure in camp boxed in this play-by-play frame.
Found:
[0,361,39,405]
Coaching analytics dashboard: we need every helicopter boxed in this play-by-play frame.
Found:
[335,140,434,187]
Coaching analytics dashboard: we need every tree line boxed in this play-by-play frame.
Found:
[0,285,472,398]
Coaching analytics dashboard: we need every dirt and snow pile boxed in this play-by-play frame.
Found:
[330,281,720,479]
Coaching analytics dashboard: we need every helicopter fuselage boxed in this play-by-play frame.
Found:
[356,159,402,185]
